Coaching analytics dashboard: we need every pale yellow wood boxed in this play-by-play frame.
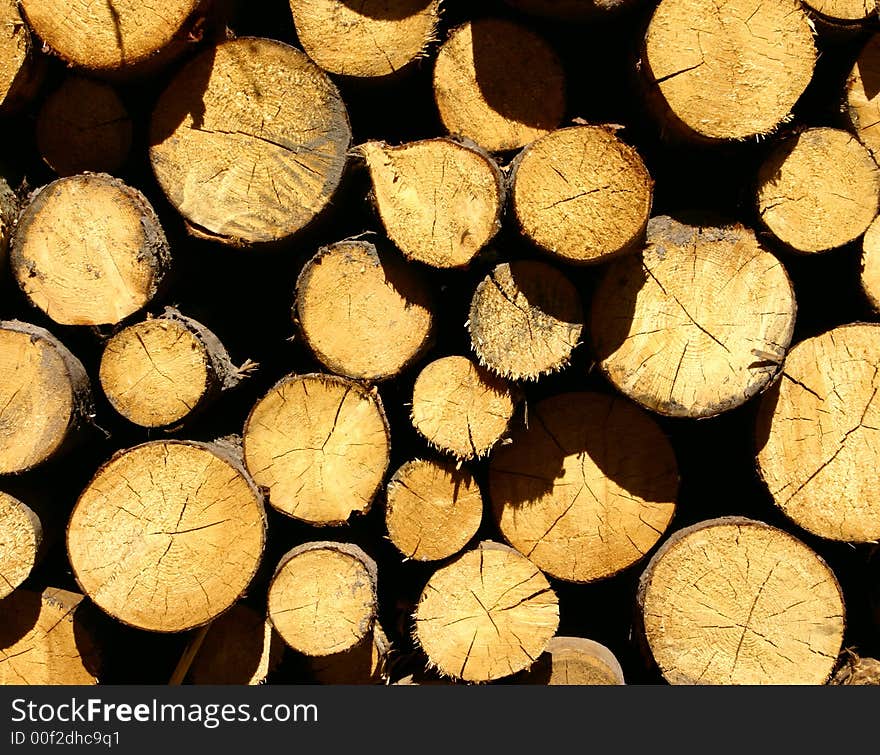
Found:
[310,624,390,684]
[0,492,41,599]
[862,215,880,312]
[846,35,880,161]
[519,637,626,685]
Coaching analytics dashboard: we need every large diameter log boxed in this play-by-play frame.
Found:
[0,588,101,685]
[638,518,845,685]
[757,127,880,254]
[11,174,170,326]
[414,541,559,682]
[518,637,626,685]
[845,35,880,160]
[67,440,266,633]
[642,0,816,141]
[150,37,351,246]
[0,0,43,113]
[591,217,796,418]
[0,491,42,599]
[0,320,92,475]
[863,216,880,312]
[756,323,880,542]
[289,0,440,78]
[433,19,566,153]
[490,392,678,583]
[243,373,390,525]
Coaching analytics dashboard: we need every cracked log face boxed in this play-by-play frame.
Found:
[490,392,678,583]
[19,0,201,72]
[591,216,796,418]
[803,0,875,24]
[290,0,440,78]
[11,174,170,326]
[414,540,559,682]
[643,0,816,141]
[0,492,41,599]
[433,19,566,153]
[511,126,653,264]
[268,542,378,657]
[411,355,516,459]
[385,459,484,561]
[518,636,626,685]
[67,440,266,633]
[757,128,880,254]
[0,588,101,684]
[846,35,880,161]
[863,215,880,312]
[150,37,351,246]
[638,518,845,685]
[243,373,390,525]
[295,240,434,381]
[310,622,389,684]
[756,324,880,542]
[469,260,583,380]
[0,0,41,112]
[362,139,503,268]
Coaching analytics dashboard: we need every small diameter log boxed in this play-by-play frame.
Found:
[186,604,283,685]
[385,459,483,561]
[591,216,796,418]
[0,587,101,684]
[468,260,583,380]
[11,174,170,326]
[0,491,42,599]
[268,542,378,657]
[361,139,504,268]
[756,323,880,542]
[862,215,880,312]
[36,76,132,176]
[243,373,390,525]
[638,517,845,685]
[642,0,816,141]
[832,655,880,685]
[414,540,559,682]
[510,125,653,264]
[310,623,390,684]
[0,320,92,475]
[433,19,566,153]
[150,37,351,246]
[845,35,880,161]
[100,309,246,429]
[518,637,626,685]
[802,0,875,27]
[67,440,266,633]
[490,392,678,583]
[0,175,18,264]
[757,128,880,254]
[289,0,440,79]
[0,0,43,113]
[411,355,517,459]
[295,240,434,381]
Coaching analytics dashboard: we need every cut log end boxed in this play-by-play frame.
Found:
[310,623,390,684]
[0,492,42,599]
[862,215,880,312]
[802,0,875,25]
[490,392,678,583]
[591,216,796,418]
[846,35,880,161]
[67,440,266,633]
[757,128,880,253]
[1,0,43,113]
[519,637,626,685]
[638,518,845,685]
[268,542,378,657]
[756,323,880,543]
[362,139,503,268]
[414,541,559,682]
[243,373,390,525]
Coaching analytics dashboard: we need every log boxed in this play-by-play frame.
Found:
[150,37,351,246]
[757,127,880,254]
[100,309,248,429]
[295,240,434,381]
[863,215,880,312]
[845,35,880,161]
[67,439,266,633]
[642,0,816,141]
[518,637,626,685]
[433,19,566,152]
[756,323,880,542]
[414,540,559,682]
[310,623,390,684]
[10,174,170,326]
[385,458,483,561]
[832,654,880,685]
[361,138,504,268]
[637,517,845,685]
[289,0,440,78]
[0,0,43,113]
[591,216,796,418]
[410,355,517,459]
[489,392,678,583]
[510,125,653,264]
[0,175,18,267]
[468,260,583,380]
[36,76,132,176]
[243,373,390,525]
[0,320,92,475]
[0,491,42,599]
[801,0,875,27]
[0,587,101,684]
[267,542,378,657]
